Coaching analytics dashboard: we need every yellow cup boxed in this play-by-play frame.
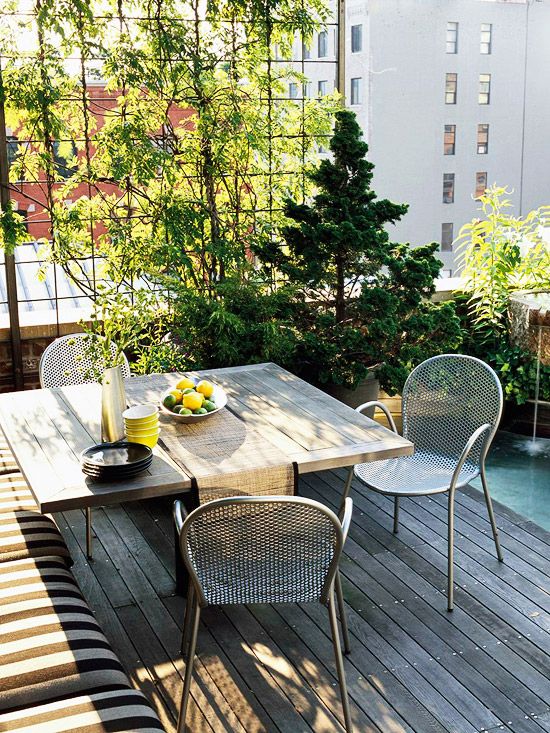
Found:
[126,429,160,449]
[123,404,159,430]
[124,415,159,430]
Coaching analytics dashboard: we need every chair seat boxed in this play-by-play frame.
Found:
[0,511,71,564]
[0,555,130,711]
[354,450,479,496]
[0,688,165,732]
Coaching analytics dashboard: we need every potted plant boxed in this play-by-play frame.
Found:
[255,109,461,406]
[456,186,550,435]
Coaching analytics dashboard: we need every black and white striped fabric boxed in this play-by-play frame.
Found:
[0,510,71,563]
[0,689,165,732]
[0,556,131,712]
[0,447,18,475]
[0,473,38,513]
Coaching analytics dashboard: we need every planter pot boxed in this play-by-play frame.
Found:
[324,373,380,416]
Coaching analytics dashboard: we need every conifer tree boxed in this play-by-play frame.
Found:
[256,109,462,391]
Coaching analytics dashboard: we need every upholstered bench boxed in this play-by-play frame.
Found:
[0,510,72,564]
[0,689,166,732]
[0,439,165,731]
[0,554,164,731]
[0,555,132,711]
[0,472,39,513]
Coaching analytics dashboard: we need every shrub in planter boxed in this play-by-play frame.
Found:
[255,109,462,395]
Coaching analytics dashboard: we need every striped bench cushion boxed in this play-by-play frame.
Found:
[0,689,165,732]
[0,556,131,712]
[0,511,71,563]
[0,473,38,513]
[0,448,18,475]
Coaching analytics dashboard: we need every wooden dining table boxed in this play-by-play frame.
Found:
[0,362,413,580]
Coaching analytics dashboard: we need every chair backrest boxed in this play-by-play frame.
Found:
[39,333,131,389]
[179,496,346,607]
[402,354,502,469]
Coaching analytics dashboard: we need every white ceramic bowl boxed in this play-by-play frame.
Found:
[160,380,227,424]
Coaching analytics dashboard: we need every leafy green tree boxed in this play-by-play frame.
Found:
[256,110,462,392]
[0,0,337,297]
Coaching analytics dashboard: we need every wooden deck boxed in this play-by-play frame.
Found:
[57,469,550,733]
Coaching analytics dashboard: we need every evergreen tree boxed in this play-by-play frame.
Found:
[256,109,462,391]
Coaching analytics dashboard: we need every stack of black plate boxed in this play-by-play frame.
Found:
[81,442,153,482]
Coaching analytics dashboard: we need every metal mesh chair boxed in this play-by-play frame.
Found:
[39,333,130,389]
[342,354,503,611]
[39,333,130,560]
[174,495,354,733]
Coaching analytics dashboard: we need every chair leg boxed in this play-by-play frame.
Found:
[447,490,455,612]
[177,601,201,733]
[393,496,399,534]
[339,467,354,515]
[181,585,195,659]
[335,571,351,655]
[86,508,93,560]
[328,591,353,732]
[480,468,504,562]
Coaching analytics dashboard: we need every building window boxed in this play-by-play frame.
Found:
[53,141,77,179]
[351,24,362,53]
[303,81,312,98]
[444,125,456,155]
[441,223,454,251]
[446,22,458,54]
[318,80,328,96]
[445,73,457,104]
[440,269,453,279]
[288,82,298,99]
[302,41,311,60]
[318,30,328,58]
[443,173,455,203]
[480,23,492,54]
[475,171,487,198]
[477,124,489,154]
[350,78,362,105]
[6,136,20,169]
[479,74,491,104]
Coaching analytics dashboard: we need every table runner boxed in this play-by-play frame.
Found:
[159,408,297,503]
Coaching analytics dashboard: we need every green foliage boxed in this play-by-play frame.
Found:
[456,185,550,352]
[169,279,301,371]
[82,290,168,378]
[255,110,462,392]
[491,343,550,405]
[1,0,337,297]
[0,200,28,254]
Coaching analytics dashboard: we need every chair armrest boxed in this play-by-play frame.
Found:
[450,423,491,492]
[339,497,353,544]
[173,499,188,534]
[356,400,398,434]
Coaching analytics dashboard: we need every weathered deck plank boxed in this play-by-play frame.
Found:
[59,470,550,732]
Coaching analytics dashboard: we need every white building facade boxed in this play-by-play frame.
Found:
[298,0,550,275]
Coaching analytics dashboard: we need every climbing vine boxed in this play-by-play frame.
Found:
[0,0,337,298]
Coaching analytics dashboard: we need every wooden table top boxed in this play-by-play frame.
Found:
[0,362,413,513]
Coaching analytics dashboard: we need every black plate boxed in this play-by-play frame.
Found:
[81,442,152,468]
[83,462,152,482]
[82,455,152,472]
[82,459,152,477]
[82,455,152,475]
